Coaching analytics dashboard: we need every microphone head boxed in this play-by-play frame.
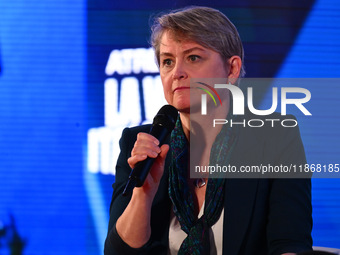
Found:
[153,105,178,131]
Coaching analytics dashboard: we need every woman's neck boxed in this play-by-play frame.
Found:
[179,99,230,145]
[180,99,230,179]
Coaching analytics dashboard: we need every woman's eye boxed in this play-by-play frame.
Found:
[188,55,201,62]
[163,59,173,66]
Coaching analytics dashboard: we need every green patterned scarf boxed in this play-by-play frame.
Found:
[168,116,237,254]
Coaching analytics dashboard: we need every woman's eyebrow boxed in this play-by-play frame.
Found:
[160,47,206,58]
[159,52,174,58]
[182,47,206,55]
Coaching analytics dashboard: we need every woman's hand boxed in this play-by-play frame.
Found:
[116,132,169,248]
[127,132,169,199]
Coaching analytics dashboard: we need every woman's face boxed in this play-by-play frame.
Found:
[159,30,230,113]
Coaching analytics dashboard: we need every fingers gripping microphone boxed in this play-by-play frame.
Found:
[122,105,178,196]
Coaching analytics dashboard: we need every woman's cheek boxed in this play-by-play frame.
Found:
[161,85,172,105]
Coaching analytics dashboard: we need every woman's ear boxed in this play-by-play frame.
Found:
[227,56,242,84]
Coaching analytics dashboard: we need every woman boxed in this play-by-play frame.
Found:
[104,6,312,255]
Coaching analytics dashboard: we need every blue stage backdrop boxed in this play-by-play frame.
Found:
[0,0,339,254]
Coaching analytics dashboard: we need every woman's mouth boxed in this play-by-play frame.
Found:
[174,86,191,92]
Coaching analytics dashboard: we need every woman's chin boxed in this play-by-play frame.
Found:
[174,104,190,114]
[173,102,203,115]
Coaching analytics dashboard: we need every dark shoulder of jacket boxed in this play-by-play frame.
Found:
[234,108,299,140]
[122,123,172,145]
[122,124,153,139]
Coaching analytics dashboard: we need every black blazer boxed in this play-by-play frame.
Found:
[104,113,312,255]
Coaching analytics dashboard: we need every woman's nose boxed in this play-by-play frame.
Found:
[172,61,188,80]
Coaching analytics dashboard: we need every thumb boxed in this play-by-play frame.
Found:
[150,144,170,183]
[158,144,170,163]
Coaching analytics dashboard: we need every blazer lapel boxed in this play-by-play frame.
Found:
[223,179,259,254]
[222,125,265,254]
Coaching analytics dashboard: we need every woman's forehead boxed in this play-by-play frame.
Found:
[160,31,204,52]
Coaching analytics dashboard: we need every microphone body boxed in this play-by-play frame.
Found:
[122,105,178,196]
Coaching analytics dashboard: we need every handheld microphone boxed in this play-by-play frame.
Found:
[122,105,178,196]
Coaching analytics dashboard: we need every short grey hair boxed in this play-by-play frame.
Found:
[151,6,245,77]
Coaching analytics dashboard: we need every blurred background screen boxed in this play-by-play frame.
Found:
[0,0,339,254]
